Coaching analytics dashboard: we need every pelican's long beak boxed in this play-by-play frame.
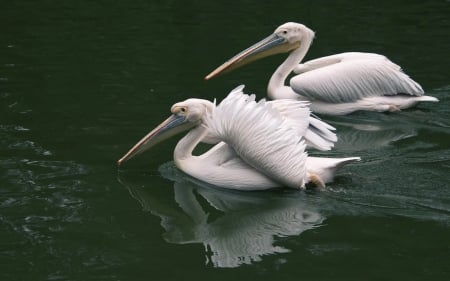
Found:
[117,114,194,166]
[205,33,296,80]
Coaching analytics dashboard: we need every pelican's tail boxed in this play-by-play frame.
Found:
[416,95,439,102]
[392,94,439,111]
[306,156,361,186]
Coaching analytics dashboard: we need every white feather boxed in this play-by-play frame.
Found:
[291,56,424,104]
[205,87,308,189]
[267,99,336,150]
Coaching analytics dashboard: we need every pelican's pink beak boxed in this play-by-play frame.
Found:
[117,114,193,166]
[205,33,297,80]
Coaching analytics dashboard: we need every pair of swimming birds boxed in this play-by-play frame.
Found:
[117,22,438,191]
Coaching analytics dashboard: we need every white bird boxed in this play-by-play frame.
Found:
[205,22,438,115]
[117,86,360,190]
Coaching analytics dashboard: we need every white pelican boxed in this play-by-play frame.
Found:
[117,86,360,190]
[205,22,438,115]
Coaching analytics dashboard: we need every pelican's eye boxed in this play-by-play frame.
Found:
[172,106,187,116]
[177,107,188,117]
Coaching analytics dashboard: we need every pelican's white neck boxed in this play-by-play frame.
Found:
[174,125,208,163]
[267,35,313,100]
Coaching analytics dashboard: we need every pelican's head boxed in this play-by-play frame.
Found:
[274,22,315,45]
[117,98,214,166]
[171,98,213,125]
[205,22,315,80]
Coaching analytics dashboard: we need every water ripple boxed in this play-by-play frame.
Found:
[1,130,90,255]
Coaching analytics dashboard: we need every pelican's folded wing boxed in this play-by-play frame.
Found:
[291,55,424,104]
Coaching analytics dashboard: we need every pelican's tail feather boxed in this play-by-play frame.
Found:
[269,99,337,151]
[416,95,439,102]
[304,116,337,151]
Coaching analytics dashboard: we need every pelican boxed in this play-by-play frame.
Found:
[205,22,438,115]
[117,86,360,190]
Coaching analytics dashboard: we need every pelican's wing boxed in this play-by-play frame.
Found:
[269,99,337,151]
[293,52,394,74]
[268,99,311,134]
[290,53,424,104]
[205,86,308,189]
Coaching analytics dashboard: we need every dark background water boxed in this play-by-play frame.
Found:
[1,1,450,280]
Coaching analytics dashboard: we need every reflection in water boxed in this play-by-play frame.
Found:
[332,120,416,152]
[326,114,418,153]
[119,163,324,268]
[324,93,450,154]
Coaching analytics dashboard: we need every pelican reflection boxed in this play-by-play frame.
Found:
[119,162,325,268]
[325,114,418,152]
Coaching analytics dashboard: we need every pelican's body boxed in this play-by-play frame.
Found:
[205,22,438,115]
[117,86,359,190]
[173,126,280,190]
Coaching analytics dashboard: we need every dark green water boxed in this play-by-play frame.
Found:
[1,1,450,280]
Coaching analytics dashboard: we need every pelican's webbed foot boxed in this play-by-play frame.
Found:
[307,172,326,190]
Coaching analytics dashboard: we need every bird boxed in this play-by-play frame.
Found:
[117,85,360,190]
[205,22,438,115]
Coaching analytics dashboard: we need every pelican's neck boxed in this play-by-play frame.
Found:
[174,125,208,163]
[267,36,313,100]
